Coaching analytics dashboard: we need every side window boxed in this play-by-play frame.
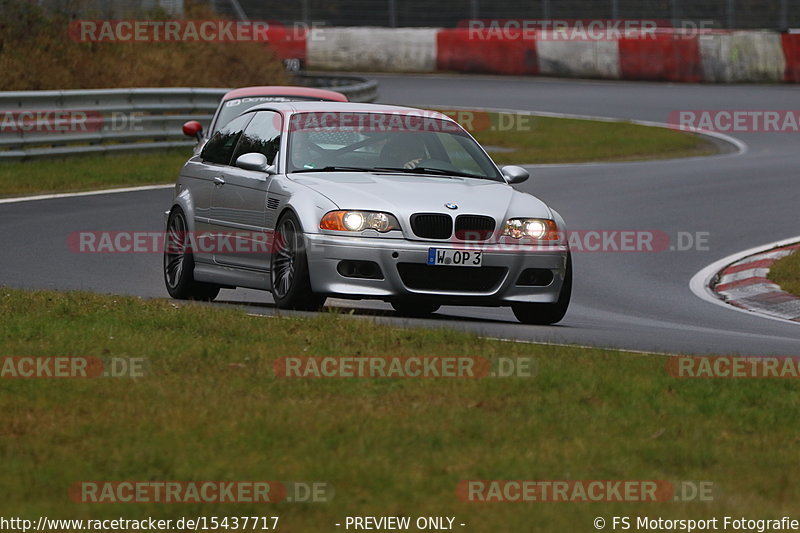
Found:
[201,114,252,165]
[232,111,282,165]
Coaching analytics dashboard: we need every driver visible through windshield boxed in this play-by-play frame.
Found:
[286,111,503,181]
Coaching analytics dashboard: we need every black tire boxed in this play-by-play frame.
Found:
[512,253,572,325]
[391,300,441,317]
[270,211,326,311]
[163,208,221,301]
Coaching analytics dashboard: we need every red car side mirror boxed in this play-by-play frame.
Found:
[182,120,203,140]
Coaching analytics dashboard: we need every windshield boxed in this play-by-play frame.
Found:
[213,96,333,135]
[285,111,503,181]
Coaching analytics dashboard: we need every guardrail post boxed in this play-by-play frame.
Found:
[389,0,397,27]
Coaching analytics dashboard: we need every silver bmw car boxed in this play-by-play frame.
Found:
[164,102,571,324]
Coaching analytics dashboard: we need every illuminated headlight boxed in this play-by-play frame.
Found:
[502,218,559,240]
[343,212,365,231]
[320,211,401,233]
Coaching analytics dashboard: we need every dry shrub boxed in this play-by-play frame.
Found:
[0,0,290,90]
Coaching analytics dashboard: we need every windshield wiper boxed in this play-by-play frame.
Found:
[292,165,489,180]
[372,166,486,179]
[291,166,376,173]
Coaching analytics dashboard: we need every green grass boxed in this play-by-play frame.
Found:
[2,288,799,530]
[458,112,718,165]
[0,114,718,198]
[768,248,800,296]
[0,149,190,197]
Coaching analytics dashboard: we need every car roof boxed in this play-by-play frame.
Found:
[222,86,348,102]
[243,101,455,121]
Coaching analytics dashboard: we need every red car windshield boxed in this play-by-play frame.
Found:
[213,95,336,135]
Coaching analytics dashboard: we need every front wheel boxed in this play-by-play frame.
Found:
[270,212,326,311]
[163,208,220,301]
[512,253,572,325]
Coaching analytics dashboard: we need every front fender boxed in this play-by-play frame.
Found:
[268,176,339,234]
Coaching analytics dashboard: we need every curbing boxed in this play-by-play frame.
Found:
[690,237,800,325]
[712,244,800,322]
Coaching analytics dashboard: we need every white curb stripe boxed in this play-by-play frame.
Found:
[718,283,783,300]
[718,268,771,284]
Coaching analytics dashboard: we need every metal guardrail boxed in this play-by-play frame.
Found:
[0,76,378,160]
[296,74,380,103]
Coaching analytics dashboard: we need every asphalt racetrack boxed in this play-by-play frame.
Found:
[1,74,798,355]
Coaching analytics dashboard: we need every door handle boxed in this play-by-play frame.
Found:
[213,176,225,185]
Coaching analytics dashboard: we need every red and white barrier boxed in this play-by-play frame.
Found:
[267,27,800,83]
[307,28,438,72]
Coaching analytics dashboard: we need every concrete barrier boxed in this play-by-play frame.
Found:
[536,39,620,79]
[619,33,703,82]
[307,28,437,72]
[437,29,538,75]
[781,33,800,82]
[296,26,798,84]
[700,31,785,83]
[264,25,306,62]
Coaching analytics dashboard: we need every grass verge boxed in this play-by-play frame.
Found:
[440,111,718,165]
[0,149,189,197]
[0,113,718,198]
[768,248,800,296]
[1,288,799,530]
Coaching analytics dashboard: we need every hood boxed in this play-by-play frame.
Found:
[288,172,551,222]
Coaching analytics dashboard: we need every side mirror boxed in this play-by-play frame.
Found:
[235,152,275,173]
[182,120,203,141]
[501,165,529,184]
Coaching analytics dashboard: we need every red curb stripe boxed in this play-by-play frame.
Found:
[715,277,772,292]
[720,258,776,275]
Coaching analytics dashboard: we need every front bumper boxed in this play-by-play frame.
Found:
[305,233,569,305]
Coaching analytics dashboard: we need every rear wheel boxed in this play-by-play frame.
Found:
[391,300,441,318]
[512,253,572,325]
[163,208,220,301]
[270,212,326,311]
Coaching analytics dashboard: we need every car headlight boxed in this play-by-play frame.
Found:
[502,218,560,240]
[320,211,401,233]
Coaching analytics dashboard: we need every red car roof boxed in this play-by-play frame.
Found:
[222,86,348,102]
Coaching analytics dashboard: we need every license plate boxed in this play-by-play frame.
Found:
[427,248,482,267]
